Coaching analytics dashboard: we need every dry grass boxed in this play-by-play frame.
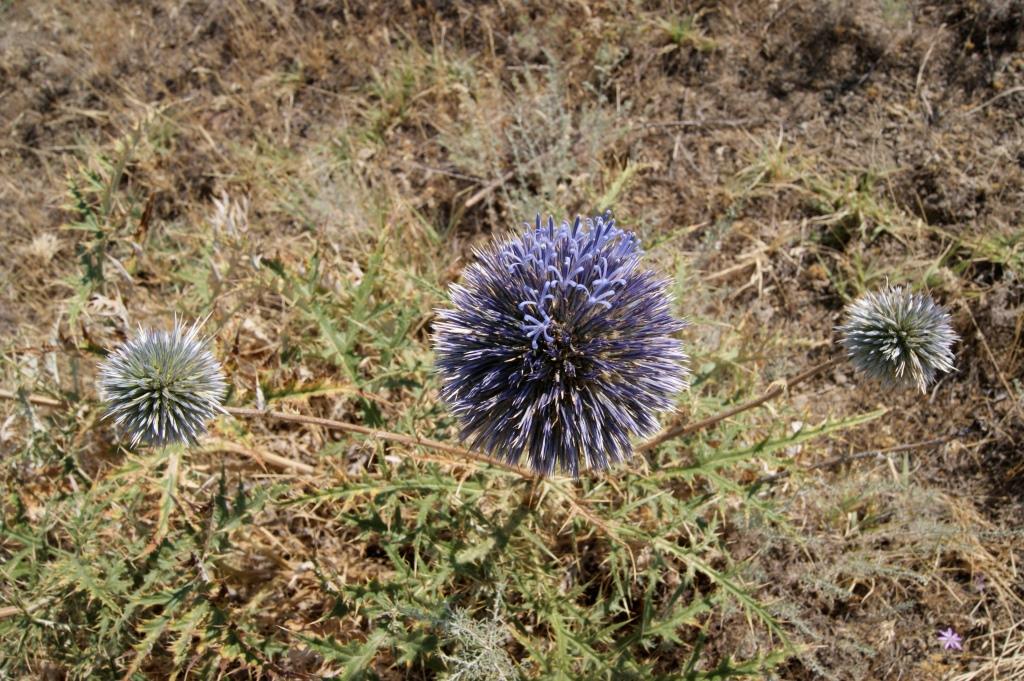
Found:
[1,1,1022,679]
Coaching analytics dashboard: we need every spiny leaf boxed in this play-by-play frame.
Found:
[297,629,391,681]
[455,536,496,565]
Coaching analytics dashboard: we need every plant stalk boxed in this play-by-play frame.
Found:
[2,353,845,479]
[637,355,844,453]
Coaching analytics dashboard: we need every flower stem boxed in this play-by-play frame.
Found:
[637,355,844,453]
[0,390,533,478]
[223,406,531,477]
[2,352,845,479]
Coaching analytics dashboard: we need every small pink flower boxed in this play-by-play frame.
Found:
[938,628,963,651]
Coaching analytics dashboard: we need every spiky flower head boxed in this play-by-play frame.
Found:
[838,286,958,392]
[433,212,688,477]
[98,319,227,447]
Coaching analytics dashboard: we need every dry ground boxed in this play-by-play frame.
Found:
[1,1,1022,679]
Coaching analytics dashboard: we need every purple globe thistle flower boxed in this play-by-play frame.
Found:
[98,319,227,447]
[838,286,958,393]
[433,212,689,477]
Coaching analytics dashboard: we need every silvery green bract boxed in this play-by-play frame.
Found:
[98,320,228,447]
[433,213,689,477]
[838,286,958,392]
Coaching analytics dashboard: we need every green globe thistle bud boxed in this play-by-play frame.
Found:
[838,286,958,392]
[98,320,227,447]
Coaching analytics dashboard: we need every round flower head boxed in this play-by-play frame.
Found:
[433,212,689,477]
[98,319,228,447]
[838,286,958,392]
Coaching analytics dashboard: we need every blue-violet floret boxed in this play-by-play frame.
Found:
[433,213,688,476]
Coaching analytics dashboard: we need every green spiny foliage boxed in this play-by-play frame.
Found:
[61,127,148,331]
[0,437,280,678]
[0,150,893,677]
